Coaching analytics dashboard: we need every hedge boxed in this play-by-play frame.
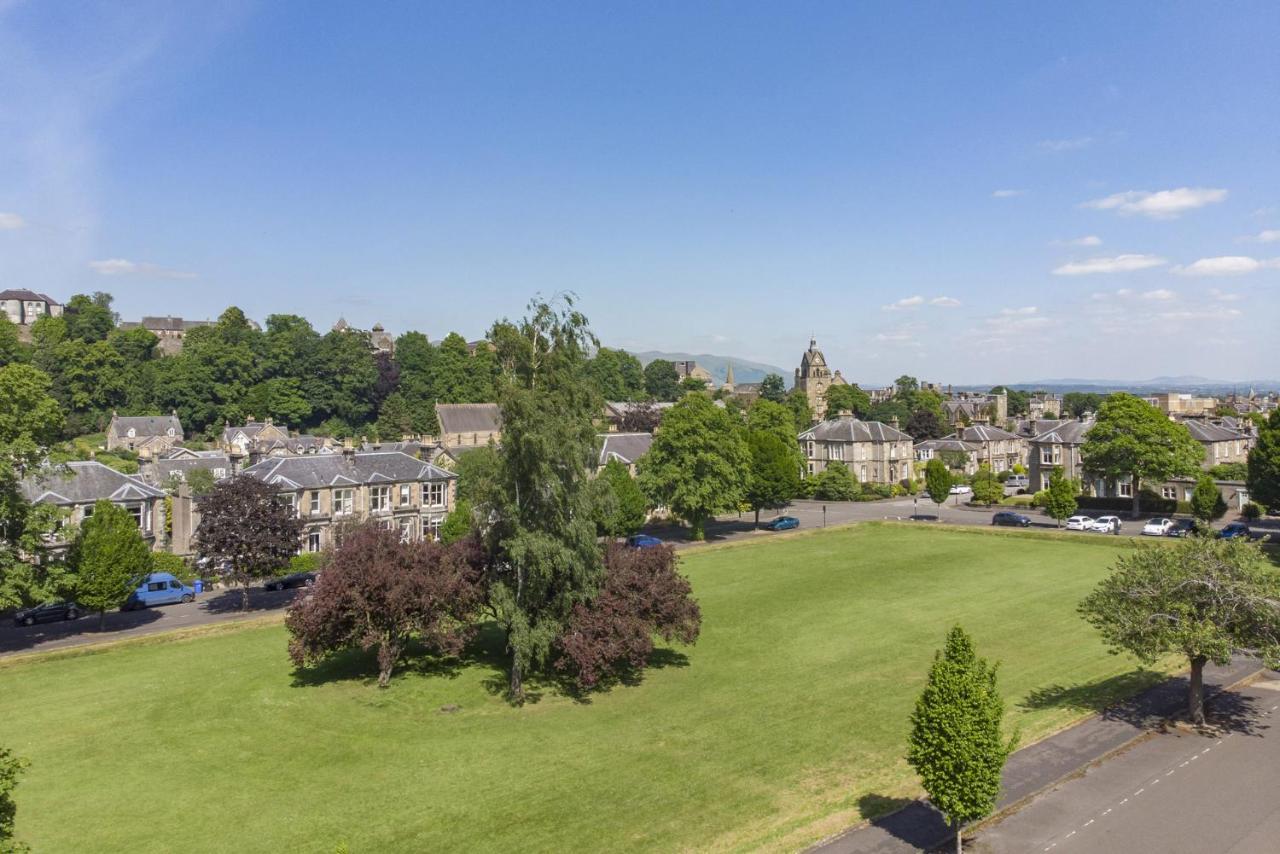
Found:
[1074,495,1192,515]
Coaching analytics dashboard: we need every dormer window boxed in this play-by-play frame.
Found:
[167,428,176,437]
[126,428,136,438]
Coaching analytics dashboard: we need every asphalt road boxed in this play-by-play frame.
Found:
[0,585,303,657]
[972,671,1280,854]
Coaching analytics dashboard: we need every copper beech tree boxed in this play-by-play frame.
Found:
[194,475,304,610]
[285,522,484,688]
[555,543,701,691]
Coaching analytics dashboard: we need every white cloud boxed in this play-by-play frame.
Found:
[1157,307,1242,322]
[1209,288,1241,302]
[1240,229,1280,243]
[1039,136,1094,152]
[999,306,1038,316]
[930,296,961,307]
[991,189,1024,198]
[1141,288,1176,301]
[0,212,26,230]
[1070,235,1102,246]
[1171,256,1280,277]
[882,295,924,311]
[1051,254,1167,275]
[1081,187,1227,219]
[88,258,197,279]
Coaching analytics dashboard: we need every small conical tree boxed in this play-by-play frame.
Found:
[907,626,1016,853]
[70,500,153,629]
[1043,467,1077,528]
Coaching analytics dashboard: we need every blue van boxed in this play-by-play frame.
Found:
[122,572,197,610]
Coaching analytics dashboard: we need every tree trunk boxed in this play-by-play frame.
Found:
[691,516,705,541]
[509,656,524,703]
[954,819,963,854]
[240,581,251,612]
[1132,474,1141,517]
[98,609,106,631]
[754,508,760,529]
[377,637,402,688]
[1189,656,1207,726]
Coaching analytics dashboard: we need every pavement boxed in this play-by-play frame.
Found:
[810,657,1265,854]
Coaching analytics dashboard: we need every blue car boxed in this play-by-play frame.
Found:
[763,516,800,531]
[1217,522,1251,540]
[122,572,198,610]
[626,534,663,549]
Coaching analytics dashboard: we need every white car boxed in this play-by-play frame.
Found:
[1090,515,1122,533]
[1142,517,1174,536]
[1065,515,1094,531]
[949,484,972,495]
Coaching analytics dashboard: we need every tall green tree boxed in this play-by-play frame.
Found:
[785,387,814,429]
[0,316,25,367]
[906,408,946,440]
[643,359,680,401]
[1081,393,1204,515]
[638,393,749,540]
[1062,392,1103,418]
[758,373,786,403]
[1043,467,1077,527]
[69,500,152,628]
[62,292,116,343]
[970,464,1003,505]
[811,461,859,501]
[824,383,871,418]
[587,347,646,401]
[0,744,28,852]
[746,399,802,475]
[924,458,951,509]
[1080,538,1280,724]
[475,296,603,701]
[745,431,800,526]
[593,458,649,536]
[908,626,1016,854]
[1247,409,1280,511]
[1190,475,1227,523]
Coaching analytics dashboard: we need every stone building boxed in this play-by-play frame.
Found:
[799,412,913,484]
[435,403,502,449]
[106,412,185,456]
[21,461,166,551]
[596,432,653,475]
[793,338,848,421]
[949,424,1027,473]
[0,289,62,327]
[1027,420,1095,493]
[914,437,982,477]
[1184,420,1253,469]
[117,316,212,355]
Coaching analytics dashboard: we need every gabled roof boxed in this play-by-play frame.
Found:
[144,453,232,486]
[1184,420,1247,442]
[0,288,59,304]
[914,438,980,453]
[954,424,1021,443]
[111,413,183,438]
[22,461,165,505]
[240,451,456,491]
[800,414,912,443]
[1014,418,1067,438]
[1030,420,1094,445]
[435,403,502,436]
[597,433,654,467]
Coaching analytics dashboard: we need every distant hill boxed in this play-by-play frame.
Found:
[1003,376,1280,394]
[633,352,790,387]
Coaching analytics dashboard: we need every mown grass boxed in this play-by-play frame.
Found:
[0,524,1170,853]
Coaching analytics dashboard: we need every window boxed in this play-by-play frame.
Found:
[277,493,298,516]
[890,444,898,458]
[807,462,815,475]
[147,582,166,592]
[127,504,145,528]
[1161,486,1177,499]
[213,468,227,479]
[805,441,815,458]
[371,486,391,512]
[307,529,322,552]
[398,516,416,542]
[828,443,843,461]
[859,465,868,482]
[169,580,182,590]
[127,428,136,438]
[309,491,320,515]
[399,484,412,505]
[82,505,94,519]
[423,481,446,507]
[425,516,443,541]
[1118,481,1133,498]
[1040,447,1053,464]
[333,488,354,516]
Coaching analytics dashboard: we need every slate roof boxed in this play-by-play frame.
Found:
[800,415,912,443]
[22,461,165,506]
[240,451,455,491]
[597,433,653,467]
[1014,418,1067,438]
[953,424,1021,443]
[1029,420,1094,445]
[914,438,980,453]
[146,453,232,486]
[1184,420,1246,442]
[435,403,502,435]
[112,414,184,439]
[0,288,59,304]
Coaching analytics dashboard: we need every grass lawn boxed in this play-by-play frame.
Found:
[0,524,1172,853]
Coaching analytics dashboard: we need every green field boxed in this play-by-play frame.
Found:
[0,524,1172,853]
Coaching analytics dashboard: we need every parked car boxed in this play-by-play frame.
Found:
[1167,518,1197,538]
[949,484,973,495]
[122,572,197,611]
[762,516,800,531]
[13,600,83,627]
[1217,522,1252,540]
[1142,518,1175,537]
[1090,515,1122,534]
[991,511,1031,527]
[264,571,318,591]
[1065,515,1094,531]
[625,534,663,549]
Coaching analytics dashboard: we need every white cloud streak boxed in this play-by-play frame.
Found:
[0,212,26,230]
[882,295,924,311]
[1081,187,1227,219]
[1052,254,1167,276]
[1038,136,1093,152]
[991,189,1024,198]
[1240,229,1280,243]
[930,297,961,307]
[88,258,197,279]
[1172,256,1280,277]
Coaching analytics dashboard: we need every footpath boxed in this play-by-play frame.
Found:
[809,656,1263,854]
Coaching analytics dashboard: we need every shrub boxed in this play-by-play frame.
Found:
[1242,502,1262,520]
[812,463,860,501]
[285,552,325,576]
[150,551,192,583]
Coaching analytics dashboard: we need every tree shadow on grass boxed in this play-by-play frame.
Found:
[1019,668,1173,727]
[290,621,508,689]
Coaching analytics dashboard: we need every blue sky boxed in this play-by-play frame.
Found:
[2,1,1278,384]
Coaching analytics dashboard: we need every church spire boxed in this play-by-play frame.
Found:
[723,361,735,391]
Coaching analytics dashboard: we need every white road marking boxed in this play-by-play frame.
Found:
[1119,798,1129,805]
[1179,761,1189,767]
[1165,770,1175,776]
[1083,819,1095,827]
[1066,831,1076,838]
[1102,808,1112,815]
[1189,755,1198,762]
[1135,788,1145,796]
[1201,748,1211,754]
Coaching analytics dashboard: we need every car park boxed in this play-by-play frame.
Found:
[1167,518,1197,538]
[949,484,972,495]
[991,511,1031,527]
[762,516,800,531]
[13,600,83,627]
[1090,515,1122,534]
[625,534,663,549]
[264,571,318,591]
[1142,518,1175,537]
[122,572,198,611]
[1218,522,1252,540]
[1065,515,1093,531]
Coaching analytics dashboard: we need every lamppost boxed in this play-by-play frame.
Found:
[823,505,827,528]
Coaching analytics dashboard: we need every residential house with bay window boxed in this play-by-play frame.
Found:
[239,451,456,553]
[21,461,166,550]
[799,412,914,484]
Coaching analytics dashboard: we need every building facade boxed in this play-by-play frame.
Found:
[117,316,212,355]
[949,424,1027,472]
[799,413,913,483]
[914,437,982,476]
[1027,420,1095,493]
[106,412,185,456]
[1184,420,1252,468]
[435,403,502,449]
[793,338,848,421]
[21,461,166,550]
[0,289,62,327]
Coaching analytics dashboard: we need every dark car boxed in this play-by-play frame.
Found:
[991,511,1031,528]
[1166,518,1197,538]
[264,571,318,592]
[13,601,83,627]
[763,516,800,531]
[626,534,664,549]
[1217,522,1251,540]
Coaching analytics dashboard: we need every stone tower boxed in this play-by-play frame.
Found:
[722,361,735,393]
[795,337,835,420]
